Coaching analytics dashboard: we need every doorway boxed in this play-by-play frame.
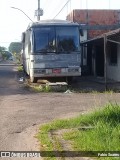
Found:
[95,45,104,77]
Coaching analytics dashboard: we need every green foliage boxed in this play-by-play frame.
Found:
[2,51,12,60]
[31,84,67,92]
[0,46,6,60]
[0,46,6,53]
[32,84,51,92]
[18,65,23,72]
[9,42,22,54]
[37,103,120,160]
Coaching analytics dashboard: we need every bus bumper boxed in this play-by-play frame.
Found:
[30,68,81,78]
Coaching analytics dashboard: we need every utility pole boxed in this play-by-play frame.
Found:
[104,34,107,91]
[35,0,43,21]
[37,0,40,21]
[86,0,89,39]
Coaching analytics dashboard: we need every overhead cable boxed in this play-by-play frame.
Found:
[53,0,71,19]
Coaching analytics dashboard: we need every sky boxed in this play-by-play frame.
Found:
[0,0,120,49]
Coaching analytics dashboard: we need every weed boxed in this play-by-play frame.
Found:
[37,103,120,160]
[18,65,23,72]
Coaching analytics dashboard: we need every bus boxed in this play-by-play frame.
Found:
[22,20,82,83]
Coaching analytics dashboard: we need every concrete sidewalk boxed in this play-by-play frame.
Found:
[71,76,120,92]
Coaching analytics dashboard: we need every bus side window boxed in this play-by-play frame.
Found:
[26,30,31,54]
[22,32,25,43]
[28,42,31,53]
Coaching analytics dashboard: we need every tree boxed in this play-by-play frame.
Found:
[0,46,6,60]
[0,46,6,53]
[9,42,22,54]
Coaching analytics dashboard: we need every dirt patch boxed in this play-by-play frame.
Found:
[18,125,40,151]
[49,128,93,160]
[12,124,42,160]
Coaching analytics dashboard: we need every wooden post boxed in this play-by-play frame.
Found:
[81,45,83,67]
[104,35,107,90]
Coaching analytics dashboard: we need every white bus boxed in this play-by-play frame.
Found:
[22,20,81,83]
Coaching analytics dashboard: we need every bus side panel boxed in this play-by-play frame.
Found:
[22,30,31,75]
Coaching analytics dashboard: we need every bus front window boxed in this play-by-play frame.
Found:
[34,27,55,53]
[56,27,80,53]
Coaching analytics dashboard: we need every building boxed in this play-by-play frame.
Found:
[81,29,120,82]
[67,9,120,39]
[67,9,120,82]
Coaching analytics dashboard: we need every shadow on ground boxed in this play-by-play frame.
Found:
[70,76,120,93]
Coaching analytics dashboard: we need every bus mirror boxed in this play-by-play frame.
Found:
[79,29,84,37]
[21,32,25,43]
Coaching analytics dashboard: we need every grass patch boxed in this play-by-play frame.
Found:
[37,103,120,160]
[31,84,67,93]
[31,84,52,92]
[18,65,23,72]
[68,86,115,94]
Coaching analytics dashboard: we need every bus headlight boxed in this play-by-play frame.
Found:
[34,69,46,74]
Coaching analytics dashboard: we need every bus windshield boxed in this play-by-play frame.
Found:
[56,27,80,53]
[34,27,56,53]
[34,26,80,53]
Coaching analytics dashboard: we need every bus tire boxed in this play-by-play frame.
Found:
[30,76,37,83]
[66,77,73,84]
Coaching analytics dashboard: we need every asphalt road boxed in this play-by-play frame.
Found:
[0,61,120,160]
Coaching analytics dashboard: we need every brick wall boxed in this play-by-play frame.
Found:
[67,9,120,38]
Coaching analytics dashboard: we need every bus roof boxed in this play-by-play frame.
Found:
[27,19,79,29]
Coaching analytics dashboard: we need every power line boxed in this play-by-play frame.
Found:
[53,0,71,19]
[44,0,54,10]
[70,0,71,12]
[48,0,66,19]
[66,0,71,15]
[108,0,110,9]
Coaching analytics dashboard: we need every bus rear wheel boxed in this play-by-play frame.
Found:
[30,76,38,83]
[66,77,73,84]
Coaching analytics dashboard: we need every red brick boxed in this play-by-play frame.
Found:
[67,9,120,38]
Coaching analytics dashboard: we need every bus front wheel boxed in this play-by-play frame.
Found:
[30,76,37,83]
[66,77,73,84]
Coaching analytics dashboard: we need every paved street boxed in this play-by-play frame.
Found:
[0,61,120,160]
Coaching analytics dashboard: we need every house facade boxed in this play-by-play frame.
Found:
[66,9,120,81]
[107,42,120,81]
[81,29,120,82]
[67,9,120,39]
